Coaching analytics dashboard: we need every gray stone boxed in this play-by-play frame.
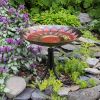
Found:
[94,52,100,58]
[95,63,100,70]
[68,85,100,100]
[90,46,100,52]
[44,86,53,96]
[6,76,26,98]
[31,89,50,100]
[78,37,96,44]
[0,96,7,100]
[71,41,81,45]
[80,76,89,81]
[85,68,100,75]
[58,87,70,96]
[78,13,91,23]
[69,85,80,92]
[14,88,34,100]
[61,44,76,51]
[86,58,99,67]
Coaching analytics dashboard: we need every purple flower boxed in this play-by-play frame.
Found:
[36,46,42,52]
[32,48,38,54]
[15,38,23,45]
[6,38,15,44]
[0,0,8,7]
[0,67,8,73]
[19,5,25,10]
[8,8,16,14]
[5,46,13,52]
[0,16,9,24]
[23,13,29,22]
[0,46,13,53]
[30,64,36,68]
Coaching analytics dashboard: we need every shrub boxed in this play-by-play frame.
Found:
[32,9,81,26]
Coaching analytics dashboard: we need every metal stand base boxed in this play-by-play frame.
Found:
[42,48,59,79]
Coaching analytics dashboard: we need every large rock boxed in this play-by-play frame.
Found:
[86,58,99,67]
[44,86,53,96]
[6,76,26,98]
[95,62,100,70]
[31,89,50,100]
[68,85,100,100]
[78,37,96,44]
[14,88,34,100]
[78,13,91,23]
[61,44,76,51]
[94,52,100,58]
[85,68,100,75]
[58,87,70,96]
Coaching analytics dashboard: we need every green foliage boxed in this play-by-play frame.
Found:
[32,9,81,26]
[38,71,63,92]
[88,0,100,32]
[76,80,88,89]
[64,58,88,75]
[88,78,96,87]
[51,93,67,100]
[82,30,98,41]
[0,73,9,93]
[10,0,94,11]
[79,43,94,57]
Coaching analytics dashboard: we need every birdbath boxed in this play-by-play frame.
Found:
[21,25,82,79]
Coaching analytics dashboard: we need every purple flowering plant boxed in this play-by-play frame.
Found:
[0,0,43,93]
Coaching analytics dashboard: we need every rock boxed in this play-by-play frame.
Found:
[61,44,76,51]
[78,37,96,44]
[94,52,100,58]
[6,76,26,98]
[80,76,89,81]
[70,85,80,92]
[44,86,53,96]
[78,13,91,23]
[95,63,100,70]
[71,41,81,45]
[95,42,100,46]
[14,88,34,100]
[86,58,99,67]
[85,68,100,74]
[0,96,7,100]
[58,87,70,96]
[68,85,100,100]
[90,46,100,52]
[31,89,50,100]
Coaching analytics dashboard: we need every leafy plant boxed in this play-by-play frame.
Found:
[0,0,43,93]
[88,78,96,87]
[51,93,67,100]
[64,58,88,75]
[37,71,63,92]
[32,9,81,26]
[82,30,98,41]
[76,80,88,89]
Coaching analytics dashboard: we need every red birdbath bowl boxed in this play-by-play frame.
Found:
[21,25,82,79]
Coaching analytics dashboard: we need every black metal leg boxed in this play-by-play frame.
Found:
[48,48,59,79]
[41,48,59,80]
[48,48,54,70]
